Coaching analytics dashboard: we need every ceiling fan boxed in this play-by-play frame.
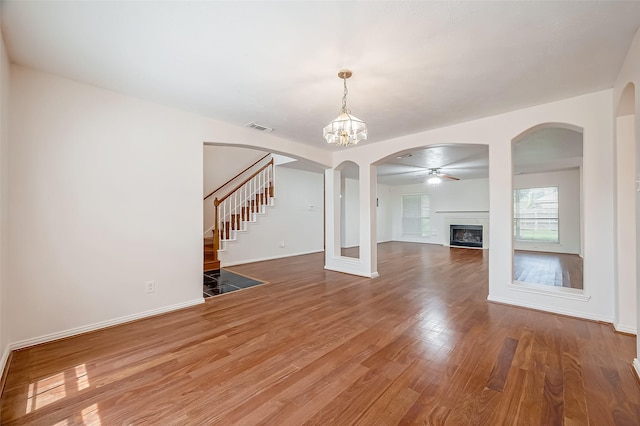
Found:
[426,168,460,184]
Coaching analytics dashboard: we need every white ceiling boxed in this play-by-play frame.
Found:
[377,144,489,185]
[2,1,640,152]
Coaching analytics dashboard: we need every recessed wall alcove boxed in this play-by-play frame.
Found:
[511,123,584,291]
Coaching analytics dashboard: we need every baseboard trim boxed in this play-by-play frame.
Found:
[633,358,640,382]
[324,265,379,279]
[508,282,591,302]
[9,298,204,351]
[614,323,637,335]
[0,345,12,397]
[221,249,324,267]
[487,295,613,323]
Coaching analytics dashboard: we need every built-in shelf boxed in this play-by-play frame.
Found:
[435,210,489,213]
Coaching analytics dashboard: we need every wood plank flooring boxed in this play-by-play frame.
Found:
[1,242,637,424]
[514,250,583,289]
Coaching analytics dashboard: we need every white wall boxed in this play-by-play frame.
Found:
[7,65,331,347]
[218,166,324,266]
[613,27,640,357]
[203,145,265,198]
[0,28,10,369]
[513,169,581,255]
[203,145,266,232]
[389,179,490,246]
[376,184,392,243]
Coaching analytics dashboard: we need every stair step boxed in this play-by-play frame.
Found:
[207,173,276,269]
[204,259,220,272]
[204,252,216,261]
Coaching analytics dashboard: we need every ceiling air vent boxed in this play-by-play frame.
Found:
[246,122,274,132]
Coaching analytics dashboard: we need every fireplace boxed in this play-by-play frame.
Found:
[450,225,483,248]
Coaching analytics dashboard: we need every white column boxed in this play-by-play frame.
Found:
[324,169,341,262]
[324,164,378,278]
[615,114,637,333]
[359,164,378,278]
[487,142,513,301]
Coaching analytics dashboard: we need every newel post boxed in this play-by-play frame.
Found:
[213,198,220,262]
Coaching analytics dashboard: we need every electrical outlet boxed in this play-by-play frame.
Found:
[145,280,156,294]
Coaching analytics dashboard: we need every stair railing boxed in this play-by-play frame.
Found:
[204,153,270,201]
[213,158,275,262]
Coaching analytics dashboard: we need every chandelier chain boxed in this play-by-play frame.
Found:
[341,76,349,113]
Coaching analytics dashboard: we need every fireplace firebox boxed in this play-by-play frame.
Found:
[450,225,483,248]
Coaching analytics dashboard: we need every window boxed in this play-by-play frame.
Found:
[514,186,558,242]
[402,194,430,236]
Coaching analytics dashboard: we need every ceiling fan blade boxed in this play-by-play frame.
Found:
[440,173,460,181]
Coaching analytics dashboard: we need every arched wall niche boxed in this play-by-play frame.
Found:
[335,161,360,258]
[511,122,584,142]
[510,122,584,291]
[617,82,636,117]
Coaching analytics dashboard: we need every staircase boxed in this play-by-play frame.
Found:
[204,156,275,271]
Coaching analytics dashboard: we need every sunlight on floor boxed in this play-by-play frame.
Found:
[24,363,101,424]
[25,372,66,413]
[81,403,102,425]
[75,364,90,391]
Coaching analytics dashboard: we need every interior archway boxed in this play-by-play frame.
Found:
[202,143,327,279]
[373,143,490,283]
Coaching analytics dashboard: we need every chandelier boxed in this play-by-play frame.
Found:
[323,69,367,147]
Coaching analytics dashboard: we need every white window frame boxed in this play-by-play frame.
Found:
[401,193,430,237]
[513,186,559,243]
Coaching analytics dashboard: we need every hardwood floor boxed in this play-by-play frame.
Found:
[1,242,637,424]
[341,246,360,258]
[514,250,583,289]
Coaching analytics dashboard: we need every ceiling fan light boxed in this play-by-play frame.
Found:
[427,176,442,184]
